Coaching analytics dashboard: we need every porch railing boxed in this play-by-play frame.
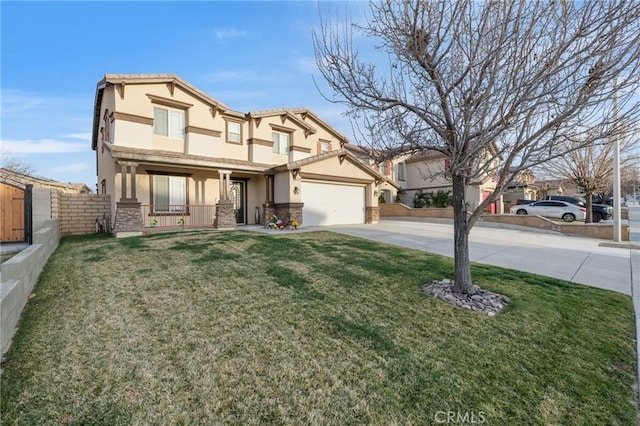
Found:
[141,205,217,228]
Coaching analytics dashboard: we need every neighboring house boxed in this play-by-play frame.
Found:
[534,179,575,199]
[502,171,568,208]
[503,169,541,208]
[91,74,389,236]
[0,168,92,194]
[403,150,503,214]
[0,168,92,242]
[343,144,401,204]
[345,145,503,214]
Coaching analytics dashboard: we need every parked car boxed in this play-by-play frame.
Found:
[514,199,536,205]
[510,200,586,222]
[545,196,612,222]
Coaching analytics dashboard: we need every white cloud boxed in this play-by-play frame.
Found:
[0,89,46,116]
[62,132,91,142]
[1,138,87,154]
[215,28,249,40]
[52,162,90,173]
[62,132,92,141]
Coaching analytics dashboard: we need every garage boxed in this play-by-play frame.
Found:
[302,181,365,226]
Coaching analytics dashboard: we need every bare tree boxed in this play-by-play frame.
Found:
[542,134,638,222]
[0,155,35,184]
[314,0,640,294]
[621,164,640,198]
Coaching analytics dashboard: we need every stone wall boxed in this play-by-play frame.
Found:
[381,203,629,241]
[481,214,629,241]
[32,188,53,228]
[1,221,59,356]
[58,193,111,236]
[380,203,470,219]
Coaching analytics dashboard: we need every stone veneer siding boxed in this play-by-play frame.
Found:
[274,203,303,225]
[262,204,275,226]
[366,206,380,224]
[113,202,144,234]
[215,200,237,229]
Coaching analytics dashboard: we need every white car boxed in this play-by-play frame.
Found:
[509,200,586,222]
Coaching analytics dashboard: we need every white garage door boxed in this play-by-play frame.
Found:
[302,181,365,226]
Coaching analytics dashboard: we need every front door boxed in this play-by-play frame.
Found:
[230,181,245,224]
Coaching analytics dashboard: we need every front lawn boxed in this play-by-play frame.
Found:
[1,231,636,424]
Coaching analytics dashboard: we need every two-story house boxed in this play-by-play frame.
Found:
[92,74,391,236]
[345,145,503,214]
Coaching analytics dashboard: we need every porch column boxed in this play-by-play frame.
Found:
[117,161,139,202]
[219,170,232,201]
[263,174,275,225]
[130,164,137,200]
[114,160,142,238]
[120,163,127,200]
[216,169,235,229]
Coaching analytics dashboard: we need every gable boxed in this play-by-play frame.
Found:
[299,154,376,182]
[272,150,400,189]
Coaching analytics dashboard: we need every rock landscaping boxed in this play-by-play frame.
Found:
[420,279,510,316]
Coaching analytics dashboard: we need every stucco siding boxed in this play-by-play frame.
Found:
[114,120,153,149]
[187,132,221,157]
[406,159,450,190]
[301,156,372,180]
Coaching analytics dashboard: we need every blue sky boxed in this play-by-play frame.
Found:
[1,1,366,189]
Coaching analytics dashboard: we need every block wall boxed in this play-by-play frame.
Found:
[58,193,111,236]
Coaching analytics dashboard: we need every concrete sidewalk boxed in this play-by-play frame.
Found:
[327,219,633,295]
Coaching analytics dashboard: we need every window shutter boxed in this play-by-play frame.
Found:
[444,159,451,171]
[317,141,321,154]
[385,161,392,176]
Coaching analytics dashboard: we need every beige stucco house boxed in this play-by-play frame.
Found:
[502,171,571,210]
[92,74,392,236]
[345,145,503,214]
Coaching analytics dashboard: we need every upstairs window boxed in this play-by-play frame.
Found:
[272,132,290,155]
[320,140,330,153]
[396,162,406,181]
[227,121,242,144]
[153,107,184,139]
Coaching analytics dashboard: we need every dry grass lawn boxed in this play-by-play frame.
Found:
[0,230,636,424]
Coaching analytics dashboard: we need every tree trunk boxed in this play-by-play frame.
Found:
[451,173,474,294]
[585,192,593,223]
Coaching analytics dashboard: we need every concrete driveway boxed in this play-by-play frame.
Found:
[326,219,632,295]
